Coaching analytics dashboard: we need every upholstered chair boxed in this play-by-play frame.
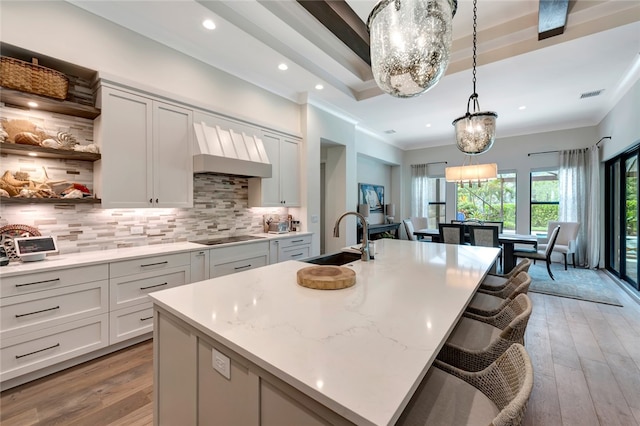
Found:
[466,272,531,317]
[438,223,465,245]
[480,259,532,292]
[403,219,416,241]
[538,221,580,269]
[513,225,561,280]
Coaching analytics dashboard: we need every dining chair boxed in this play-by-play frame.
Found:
[438,223,465,244]
[480,259,532,292]
[397,343,534,426]
[466,271,531,317]
[482,221,504,233]
[437,294,533,372]
[403,219,416,241]
[537,221,580,269]
[469,225,502,271]
[514,225,561,280]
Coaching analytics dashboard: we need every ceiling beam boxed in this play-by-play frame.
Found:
[538,0,570,40]
[296,0,371,65]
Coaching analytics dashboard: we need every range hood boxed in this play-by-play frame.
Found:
[193,122,272,178]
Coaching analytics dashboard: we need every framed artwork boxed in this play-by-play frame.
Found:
[358,183,384,212]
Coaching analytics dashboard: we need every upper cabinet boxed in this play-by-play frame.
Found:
[248,133,300,207]
[94,85,193,208]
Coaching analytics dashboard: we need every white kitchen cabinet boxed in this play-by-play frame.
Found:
[94,85,193,208]
[190,249,210,283]
[269,235,312,264]
[108,252,190,344]
[248,133,300,207]
[210,242,269,278]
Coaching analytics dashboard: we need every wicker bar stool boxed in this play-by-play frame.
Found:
[397,343,534,426]
[466,272,531,317]
[481,259,532,292]
[437,294,532,372]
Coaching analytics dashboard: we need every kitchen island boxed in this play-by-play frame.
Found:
[150,239,499,425]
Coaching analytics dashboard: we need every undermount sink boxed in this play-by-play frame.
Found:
[303,251,361,266]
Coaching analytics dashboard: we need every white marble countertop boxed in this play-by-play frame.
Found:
[150,239,500,425]
[0,232,311,277]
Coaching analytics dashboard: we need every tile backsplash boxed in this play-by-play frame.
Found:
[0,174,286,254]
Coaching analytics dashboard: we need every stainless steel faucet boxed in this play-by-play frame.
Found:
[333,212,370,261]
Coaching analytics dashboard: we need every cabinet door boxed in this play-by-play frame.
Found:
[259,133,282,206]
[280,138,300,206]
[97,88,153,208]
[190,250,210,283]
[153,101,193,208]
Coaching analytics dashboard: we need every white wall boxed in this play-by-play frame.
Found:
[599,79,640,161]
[402,126,598,234]
[0,1,300,136]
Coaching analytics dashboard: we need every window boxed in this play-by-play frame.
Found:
[456,172,516,232]
[426,177,446,229]
[530,170,559,233]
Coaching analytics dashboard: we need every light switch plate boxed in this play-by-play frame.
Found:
[212,348,231,380]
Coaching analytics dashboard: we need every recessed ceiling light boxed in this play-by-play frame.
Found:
[315,84,324,90]
[518,105,526,110]
[202,19,216,30]
[425,123,431,128]
[28,152,38,157]
[27,101,38,108]
[278,63,288,71]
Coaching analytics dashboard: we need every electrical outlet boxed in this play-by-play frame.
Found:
[212,348,230,380]
[131,226,144,235]
[311,215,319,223]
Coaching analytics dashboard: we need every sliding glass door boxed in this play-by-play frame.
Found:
[606,145,639,290]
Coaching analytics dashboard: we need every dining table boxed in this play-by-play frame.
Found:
[413,228,539,274]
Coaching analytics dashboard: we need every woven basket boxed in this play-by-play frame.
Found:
[0,56,69,100]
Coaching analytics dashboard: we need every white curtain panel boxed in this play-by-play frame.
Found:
[585,146,601,268]
[411,164,430,219]
[559,149,588,266]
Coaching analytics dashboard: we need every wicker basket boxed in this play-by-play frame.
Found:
[0,56,69,100]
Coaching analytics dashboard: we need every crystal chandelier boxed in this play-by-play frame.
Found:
[367,0,457,98]
[451,0,497,154]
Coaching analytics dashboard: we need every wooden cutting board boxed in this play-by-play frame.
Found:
[296,266,356,290]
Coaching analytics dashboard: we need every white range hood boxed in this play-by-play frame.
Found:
[193,121,272,178]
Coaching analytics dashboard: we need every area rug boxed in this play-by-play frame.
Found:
[527,263,623,306]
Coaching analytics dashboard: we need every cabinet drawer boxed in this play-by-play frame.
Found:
[109,302,154,344]
[0,314,109,382]
[279,246,310,262]
[278,235,311,249]
[0,264,108,299]
[1,280,108,340]
[211,255,268,278]
[110,266,189,310]
[110,252,190,278]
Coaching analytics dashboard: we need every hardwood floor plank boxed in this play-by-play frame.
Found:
[603,351,640,425]
[106,403,153,426]
[581,357,638,426]
[0,407,39,426]
[554,363,599,426]
[562,297,589,325]
[570,322,607,363]
[522,372,562,426]
[545,297,582,370]
[66,389,151,426]
[524,316,555,378]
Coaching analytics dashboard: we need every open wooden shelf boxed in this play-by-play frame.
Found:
[0,88,101,120]
[0,142,101,161]
[1,197,101,205]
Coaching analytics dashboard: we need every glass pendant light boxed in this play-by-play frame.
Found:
[452,0,497,154]
[367,0,457,98]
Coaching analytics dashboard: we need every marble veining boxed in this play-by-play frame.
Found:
[150,239,500,425]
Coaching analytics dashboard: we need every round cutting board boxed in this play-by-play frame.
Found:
[296,266,356,290]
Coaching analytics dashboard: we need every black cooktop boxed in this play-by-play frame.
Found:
[192,235,266,246]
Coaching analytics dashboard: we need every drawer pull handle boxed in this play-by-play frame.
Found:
[291,253,304,258]
[291,239,304,243]
[140,316,154,321]
[196,251,205,256]
[15,306,60,318]
[16,278,60,287]
[234,264,251,270]
[140,282,168,290]
[140,261,169,268]
[16,343,60,359]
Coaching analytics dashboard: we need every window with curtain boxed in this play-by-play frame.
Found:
[559,149,588,266]
[530,170,559,233]
[456,172,516,232]
[411,164,445,228]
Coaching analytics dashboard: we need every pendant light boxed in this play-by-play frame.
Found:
[367,0,457,98]
[451,0,497,154]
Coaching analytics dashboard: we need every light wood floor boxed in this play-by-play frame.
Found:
[1,273,639,426]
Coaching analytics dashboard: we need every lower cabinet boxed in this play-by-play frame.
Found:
[109,302,154,344]
[269,235,312,264]
[155,308,351,426]
[210,242,269,278]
